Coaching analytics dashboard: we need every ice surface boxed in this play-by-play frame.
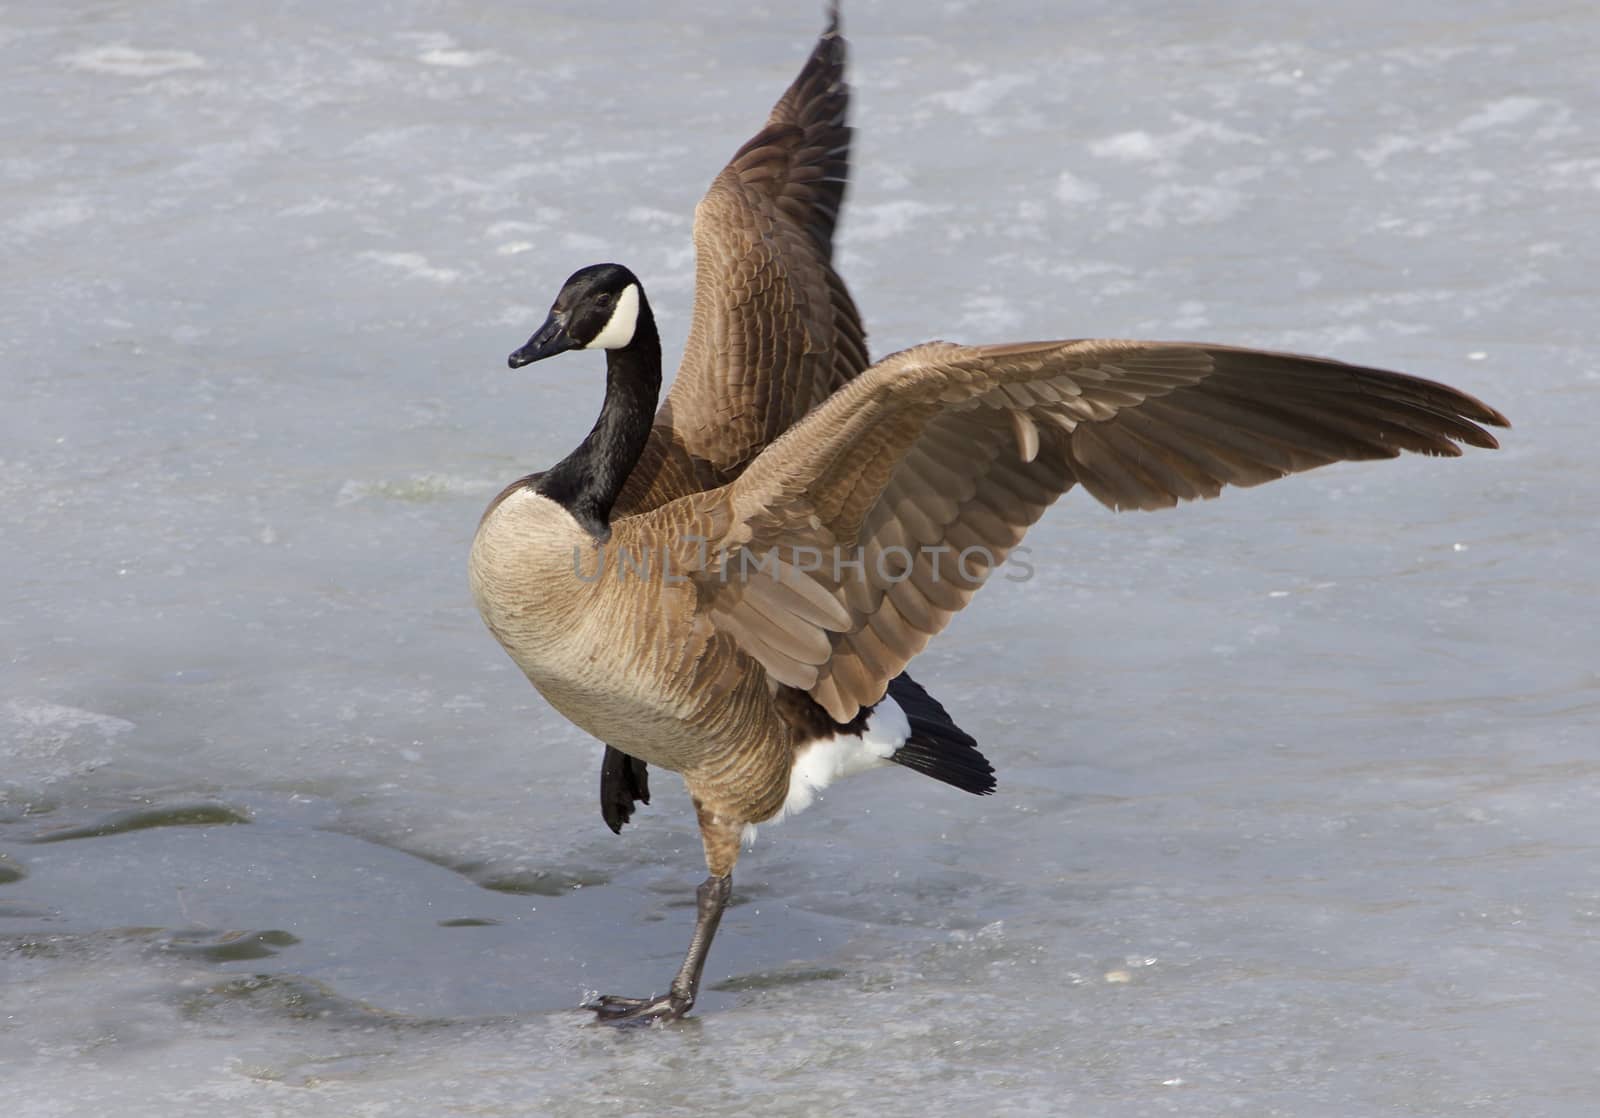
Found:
[61,45,206,78]
[2,0,1596,1115]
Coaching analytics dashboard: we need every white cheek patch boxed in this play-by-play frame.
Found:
[582,283,640,350]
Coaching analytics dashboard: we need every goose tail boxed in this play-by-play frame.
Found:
[886,673,995,796]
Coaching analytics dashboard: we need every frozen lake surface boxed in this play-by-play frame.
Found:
[3,0,1596,1113]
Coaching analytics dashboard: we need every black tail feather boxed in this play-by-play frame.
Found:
[886,674,995,796]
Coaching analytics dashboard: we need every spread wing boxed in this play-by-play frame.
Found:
[632,340,1508,723]
[615,5,868,514]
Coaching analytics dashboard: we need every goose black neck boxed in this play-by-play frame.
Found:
[535,302,661,540]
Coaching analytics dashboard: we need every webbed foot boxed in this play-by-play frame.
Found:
[583,872,731,1025]
[586,990,693,1024]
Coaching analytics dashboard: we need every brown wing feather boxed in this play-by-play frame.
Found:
[613,10,867,515]
[637,339,1506,722]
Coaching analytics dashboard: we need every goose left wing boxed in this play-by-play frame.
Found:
[632,339,1507,723]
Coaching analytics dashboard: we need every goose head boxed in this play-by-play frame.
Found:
[508,263,645,368]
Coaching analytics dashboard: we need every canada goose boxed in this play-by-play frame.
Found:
[471,43,1509,1025]
[486,8,983,837]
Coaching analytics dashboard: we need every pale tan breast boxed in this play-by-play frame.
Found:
[469,486,739,774]
[469,487,592,647]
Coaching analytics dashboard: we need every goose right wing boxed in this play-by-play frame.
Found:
[636,340,1507,723]
[616,5,868,513]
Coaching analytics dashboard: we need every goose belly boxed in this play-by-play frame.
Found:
[521,662,702,767]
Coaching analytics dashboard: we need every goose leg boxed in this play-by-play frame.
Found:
[588,800,741,1024]
[589,873,731,1023]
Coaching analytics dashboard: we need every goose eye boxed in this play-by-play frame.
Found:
[596,292,613,307]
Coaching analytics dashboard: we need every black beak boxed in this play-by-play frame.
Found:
[508,312,577,369]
